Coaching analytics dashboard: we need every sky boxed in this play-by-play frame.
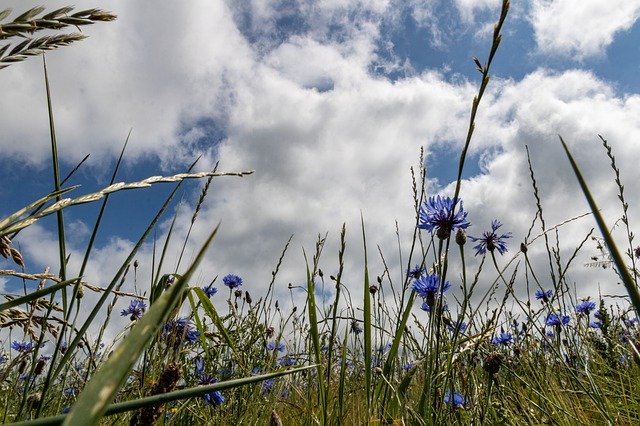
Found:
[2,0,640,342]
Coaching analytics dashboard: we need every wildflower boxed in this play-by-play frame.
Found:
[223,274,243,289]
[447,319,467,334]
[403,363,414,370]
[202,283,218,298]
[0,353,6,364]
[575,300,596,315]
[120,299,146,321]
[469,220,512,256]
[407,264,424,279]
[11,341,33,352]
[413,273,450,310]
[163,317,200,347]
[491,331,514,345]
[266,341,285,352]
[63,388,77,396]
[417,195,470,240]
[262,378,275,394]
[62,407,70,414]
[546,313,570,327]
[277,355,296,367]
[589,321,603,329]
[444,390,469,408]
[199,375,225,407]
[350,319,363,335]
[535,289,553,303]
[195,357,204,375]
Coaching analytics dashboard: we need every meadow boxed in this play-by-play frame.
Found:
[1,2,639,425]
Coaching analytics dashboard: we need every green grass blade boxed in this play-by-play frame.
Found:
[559,135,640,317]
[192,287,238,354]
[361,214,372,416]
[61,224,220,425]
[304,251,326,424]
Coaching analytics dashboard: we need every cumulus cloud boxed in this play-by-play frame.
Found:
[530,0,640,59]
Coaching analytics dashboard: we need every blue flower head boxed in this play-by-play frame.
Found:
[418,195,470,240]
[491,331,513,345]
[11,341,33,352]
[202,283,218,298]
[546,313,570,327]
[575,300,596,315]
[535,289,553,303]
[407,264,425,279]
[223,274,243,289]
[163,317,200,348]
[121,299,147,321]
[444,390,469,409]
[267,341,285,352]
[200,375,225,407]
[413,273,450,310]
[469,220,512,256]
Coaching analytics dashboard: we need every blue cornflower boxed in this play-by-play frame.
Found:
[11,341,33,352]
[202,284,218,298]
[535,289,553,302]
[407,264,424,279]
[447,319,467,334]
[412,274,451,299]
[267,341,285,352]
[163,317,200,347]
[277,355,296,367]
[469,220,512,256]
[200,375,225,407]
[546,313,570,327]
[413,273,450,311]
[0,353,6,364]
[444,390,469,408]
[418,195,470,239]
[62,407,71,414]
[576,300,596,315]
[223,274,243,289]
[589,321,603,329]
[491,332,513,345]
[121,299,146,321]
[262,379,275,394]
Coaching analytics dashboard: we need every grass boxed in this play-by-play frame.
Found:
[1,2,640,425]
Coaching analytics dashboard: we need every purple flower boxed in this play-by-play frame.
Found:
[277,355,296,367]
[163,317,200,347]
[575,300,596,315]
[535,289,553,302]
[469,220,512,256]
[202,284,218,298]
[11,341,33,352]
[267,341,285,352]
[407,264,424,279]
[418,195,470,239]
[261,379,275,394]
[444,390,469,408]
[199,375,225,407]
[491,332,513,345]
[121,299,147,321]
[413,273,450,311]
[412,274,451,299]
[223,274,243,289]
[546,313,570,327]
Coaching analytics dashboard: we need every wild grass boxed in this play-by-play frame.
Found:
[1,2,639,425]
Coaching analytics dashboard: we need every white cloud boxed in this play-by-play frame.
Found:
[530,0,640,59]
[455,0,502,23]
